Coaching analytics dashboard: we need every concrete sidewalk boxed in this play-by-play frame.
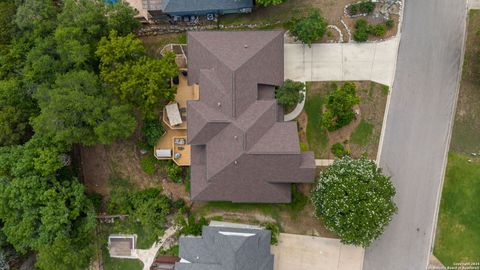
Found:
[271,233,364,270]
[284,38,399,86]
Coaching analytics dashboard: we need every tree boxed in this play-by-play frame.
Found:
[275,79,305,109]
[311,157,397,247]
[0,79,36,146]
[142,120,165,148]
[97,31,178,119]
[105,2,141,36]
[94,105,136,144]
[255,0,286,6]
[321,82,360,131]
[0,1,16,46]
[289,10,328,47]
[0,142,96,269]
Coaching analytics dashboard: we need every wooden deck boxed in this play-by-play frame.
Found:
[155,74,198,166]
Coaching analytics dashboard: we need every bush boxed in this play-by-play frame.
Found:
[166,160,183,183]
[177,215,208,236]
[263,222,280,245]
[321,82,360,131]
[353,19,369,42]
[140,155,158,175]
[275,80,305,109]
[347,1,376,16]
[331,143,350,158]
[158,245,179,256]
[142,120,165,148]
[386,19,395,29]
[87,192,103,212]
[311,157,397,247]
[290,184,308,213]
[289,9,328,47]
[368,24,386,36]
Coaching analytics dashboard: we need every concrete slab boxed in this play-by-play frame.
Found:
[271,233,364,270]
[285,39,399,86]
[468,0,480,9]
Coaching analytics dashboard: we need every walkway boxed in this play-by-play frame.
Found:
[284,38,399,86]
[363,0,467,268]
[271,233,364,270]
[136,226,177,270]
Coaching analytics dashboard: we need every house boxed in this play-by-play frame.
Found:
[129,0,253,21]
[186,31,316,203]
[175,223,274,270]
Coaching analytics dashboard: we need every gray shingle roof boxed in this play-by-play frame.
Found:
[175,226,274,270]
[187,31,316,203]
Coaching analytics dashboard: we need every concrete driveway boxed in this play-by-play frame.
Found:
[271,234,364,270]
[284,38,399,86]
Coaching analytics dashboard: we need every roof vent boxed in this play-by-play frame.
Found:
[244,44,248,48]
[217,102,221,107]
[234,160,238,165]
[234,135,238,140]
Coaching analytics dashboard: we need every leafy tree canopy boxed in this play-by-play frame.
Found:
[97,31,178,119]
[289,10,328,47]
[275,79,305,108]
[311,157,397,247]
[0,79,36,146]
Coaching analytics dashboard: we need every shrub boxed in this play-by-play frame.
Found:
[311,157,397,247]
[290,184,308,212]
[264,222,280,245]
[321,82,360,131]
[177,215,208,236]
[386,19,395,29]
[275,80,305,109]
[140,155,158,175]
[87,192,103,212]
[368,24,386,36]
[289,9,328,47]
[166,160,183,183]
[353,19,369,42]
[331,143,350,158]
[142,120,165,148]
[347,1,376,16]
[158,245,179,256]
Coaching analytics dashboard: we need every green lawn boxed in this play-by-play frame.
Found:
[350,120,373,146]
[434,153,480,266]
[304,90,328,157]
[102,247,144,270]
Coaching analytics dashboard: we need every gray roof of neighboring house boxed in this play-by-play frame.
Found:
[175,226,273,270]
[186,31,316,203]
[142,0,253,13]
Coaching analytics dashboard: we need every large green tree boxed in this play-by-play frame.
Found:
[0,79,36,146]
[289,10,328,47]
[0,140,96,269]
[97,31,178,119]
[311,157,397,247]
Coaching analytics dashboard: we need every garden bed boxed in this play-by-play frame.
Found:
[300,81,389,160]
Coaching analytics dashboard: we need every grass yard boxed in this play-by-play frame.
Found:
[433,153,480,266]
[140,33,187,58]
[301,81,388,159]
[433,11,480,266]
[450,10,480,154]
[102,247,144,270]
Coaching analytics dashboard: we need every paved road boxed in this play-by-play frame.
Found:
[284,38,399,86]
[363,0,467,269]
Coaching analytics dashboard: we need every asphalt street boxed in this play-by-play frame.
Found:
[363,0,467,269]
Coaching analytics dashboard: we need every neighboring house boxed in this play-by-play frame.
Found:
[186,31,316,203]
[127,0,253,21]
[175,223,274,270]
